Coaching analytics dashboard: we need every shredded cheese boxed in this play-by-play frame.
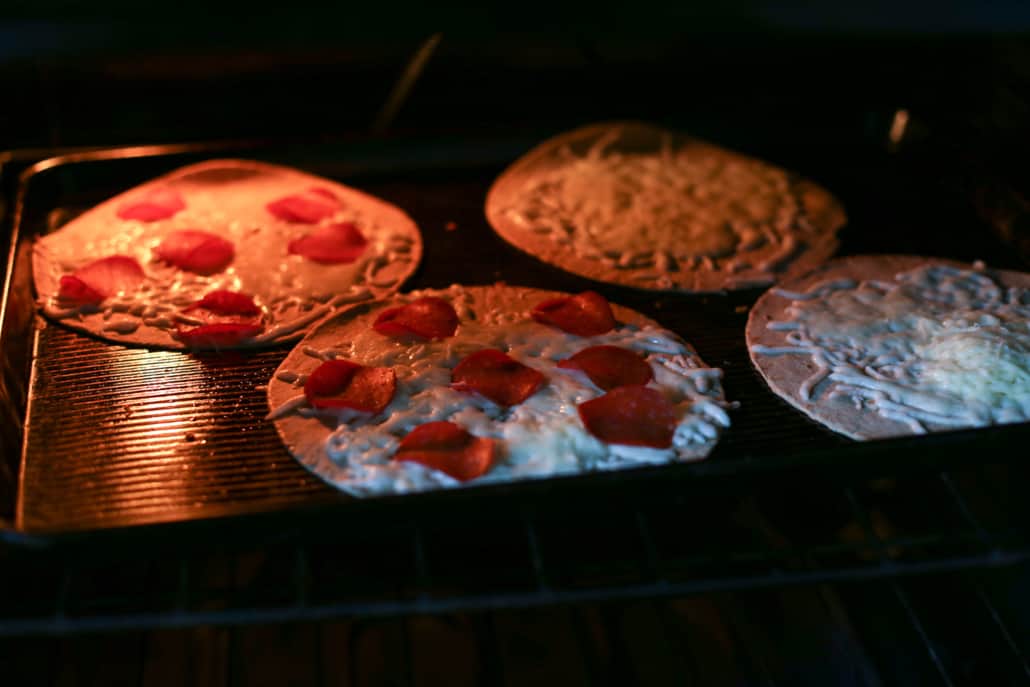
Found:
[504,129,801,273]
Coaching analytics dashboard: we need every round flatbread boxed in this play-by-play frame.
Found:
[747,255,1030,439]
[486,121,845,293]
[33,159,422,349]
[267,285,731,497]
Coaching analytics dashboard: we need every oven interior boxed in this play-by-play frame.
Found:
[1,25,1029,685]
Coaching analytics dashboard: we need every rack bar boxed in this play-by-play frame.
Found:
[843,486,893,567]
[478,611,505,685]
[891,582,955,687]
[816,584,884,687]
[974,582,1030,678]
[54,566,71,623]
[400,616,415,687]
[723,593,778,687]
[4,551,1024,637]
[411,526,431,603]
[293,545,309,609]
[521,510,550,593]
[937,472,992,546]
[634,510,667,586]
[175,558,189,612]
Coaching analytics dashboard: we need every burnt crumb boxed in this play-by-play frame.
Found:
[185,432,196,442]
[734,305,749,314]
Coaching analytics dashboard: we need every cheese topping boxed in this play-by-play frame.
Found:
[500,127,810,286]
[752,264,1030,434]
[269,286,730,496]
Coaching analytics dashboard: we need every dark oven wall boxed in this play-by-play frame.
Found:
[2,3,1030,152]
[3,8,1030,270]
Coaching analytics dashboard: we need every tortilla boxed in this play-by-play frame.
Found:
[32,159,422,349]
[267,284,731,497]
[746,255,1030,439]
[486,121,845,293]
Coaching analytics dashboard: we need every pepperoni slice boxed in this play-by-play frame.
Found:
[57,255,145,303]
[451,349,545,407]
[393,421,495,481]
[155,230,235,275]
[288,222,368,264]
[531,291,616,336]
[176,323,265,348]
[373,297,458,340]
[177,289,264,347]
[116,188,186,222]
[184,289,261,317]
[57,276,104,304]
[578,385,677,448]
[266,187,341,223]
[557,345,653,391]
[304,359,396,413]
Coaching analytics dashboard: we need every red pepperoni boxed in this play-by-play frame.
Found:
[451,349,545,407]
[185,290,261,317]
[288,222,368,264]
[177,289,263,347]
[155,230,235,275]
[176,323,265,348]
[116,188,186,222]
[557,345,653,391]
[57,255,145,303]
[304,359,396,413]
[373,297,458,340]
[531,291,616,336]
[57,276,104,304]
[266,187,341,223]
[578,385,677,448]
[393,421,495,481]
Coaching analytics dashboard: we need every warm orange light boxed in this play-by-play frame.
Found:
[889,109,910,146]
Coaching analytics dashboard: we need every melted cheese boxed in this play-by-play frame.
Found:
[502,129,800,277]
[752,264,1030,434]
[918,328,1030,416]
[269,286,730,496]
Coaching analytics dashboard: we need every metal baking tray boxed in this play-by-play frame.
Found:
[2,132,1028,546]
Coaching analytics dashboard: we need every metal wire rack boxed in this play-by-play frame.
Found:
[0,462,1025,639]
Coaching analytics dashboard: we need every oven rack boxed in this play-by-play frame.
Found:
[1,567,1028,685]
[6,135,1030,539]
[0,462,1025,638]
